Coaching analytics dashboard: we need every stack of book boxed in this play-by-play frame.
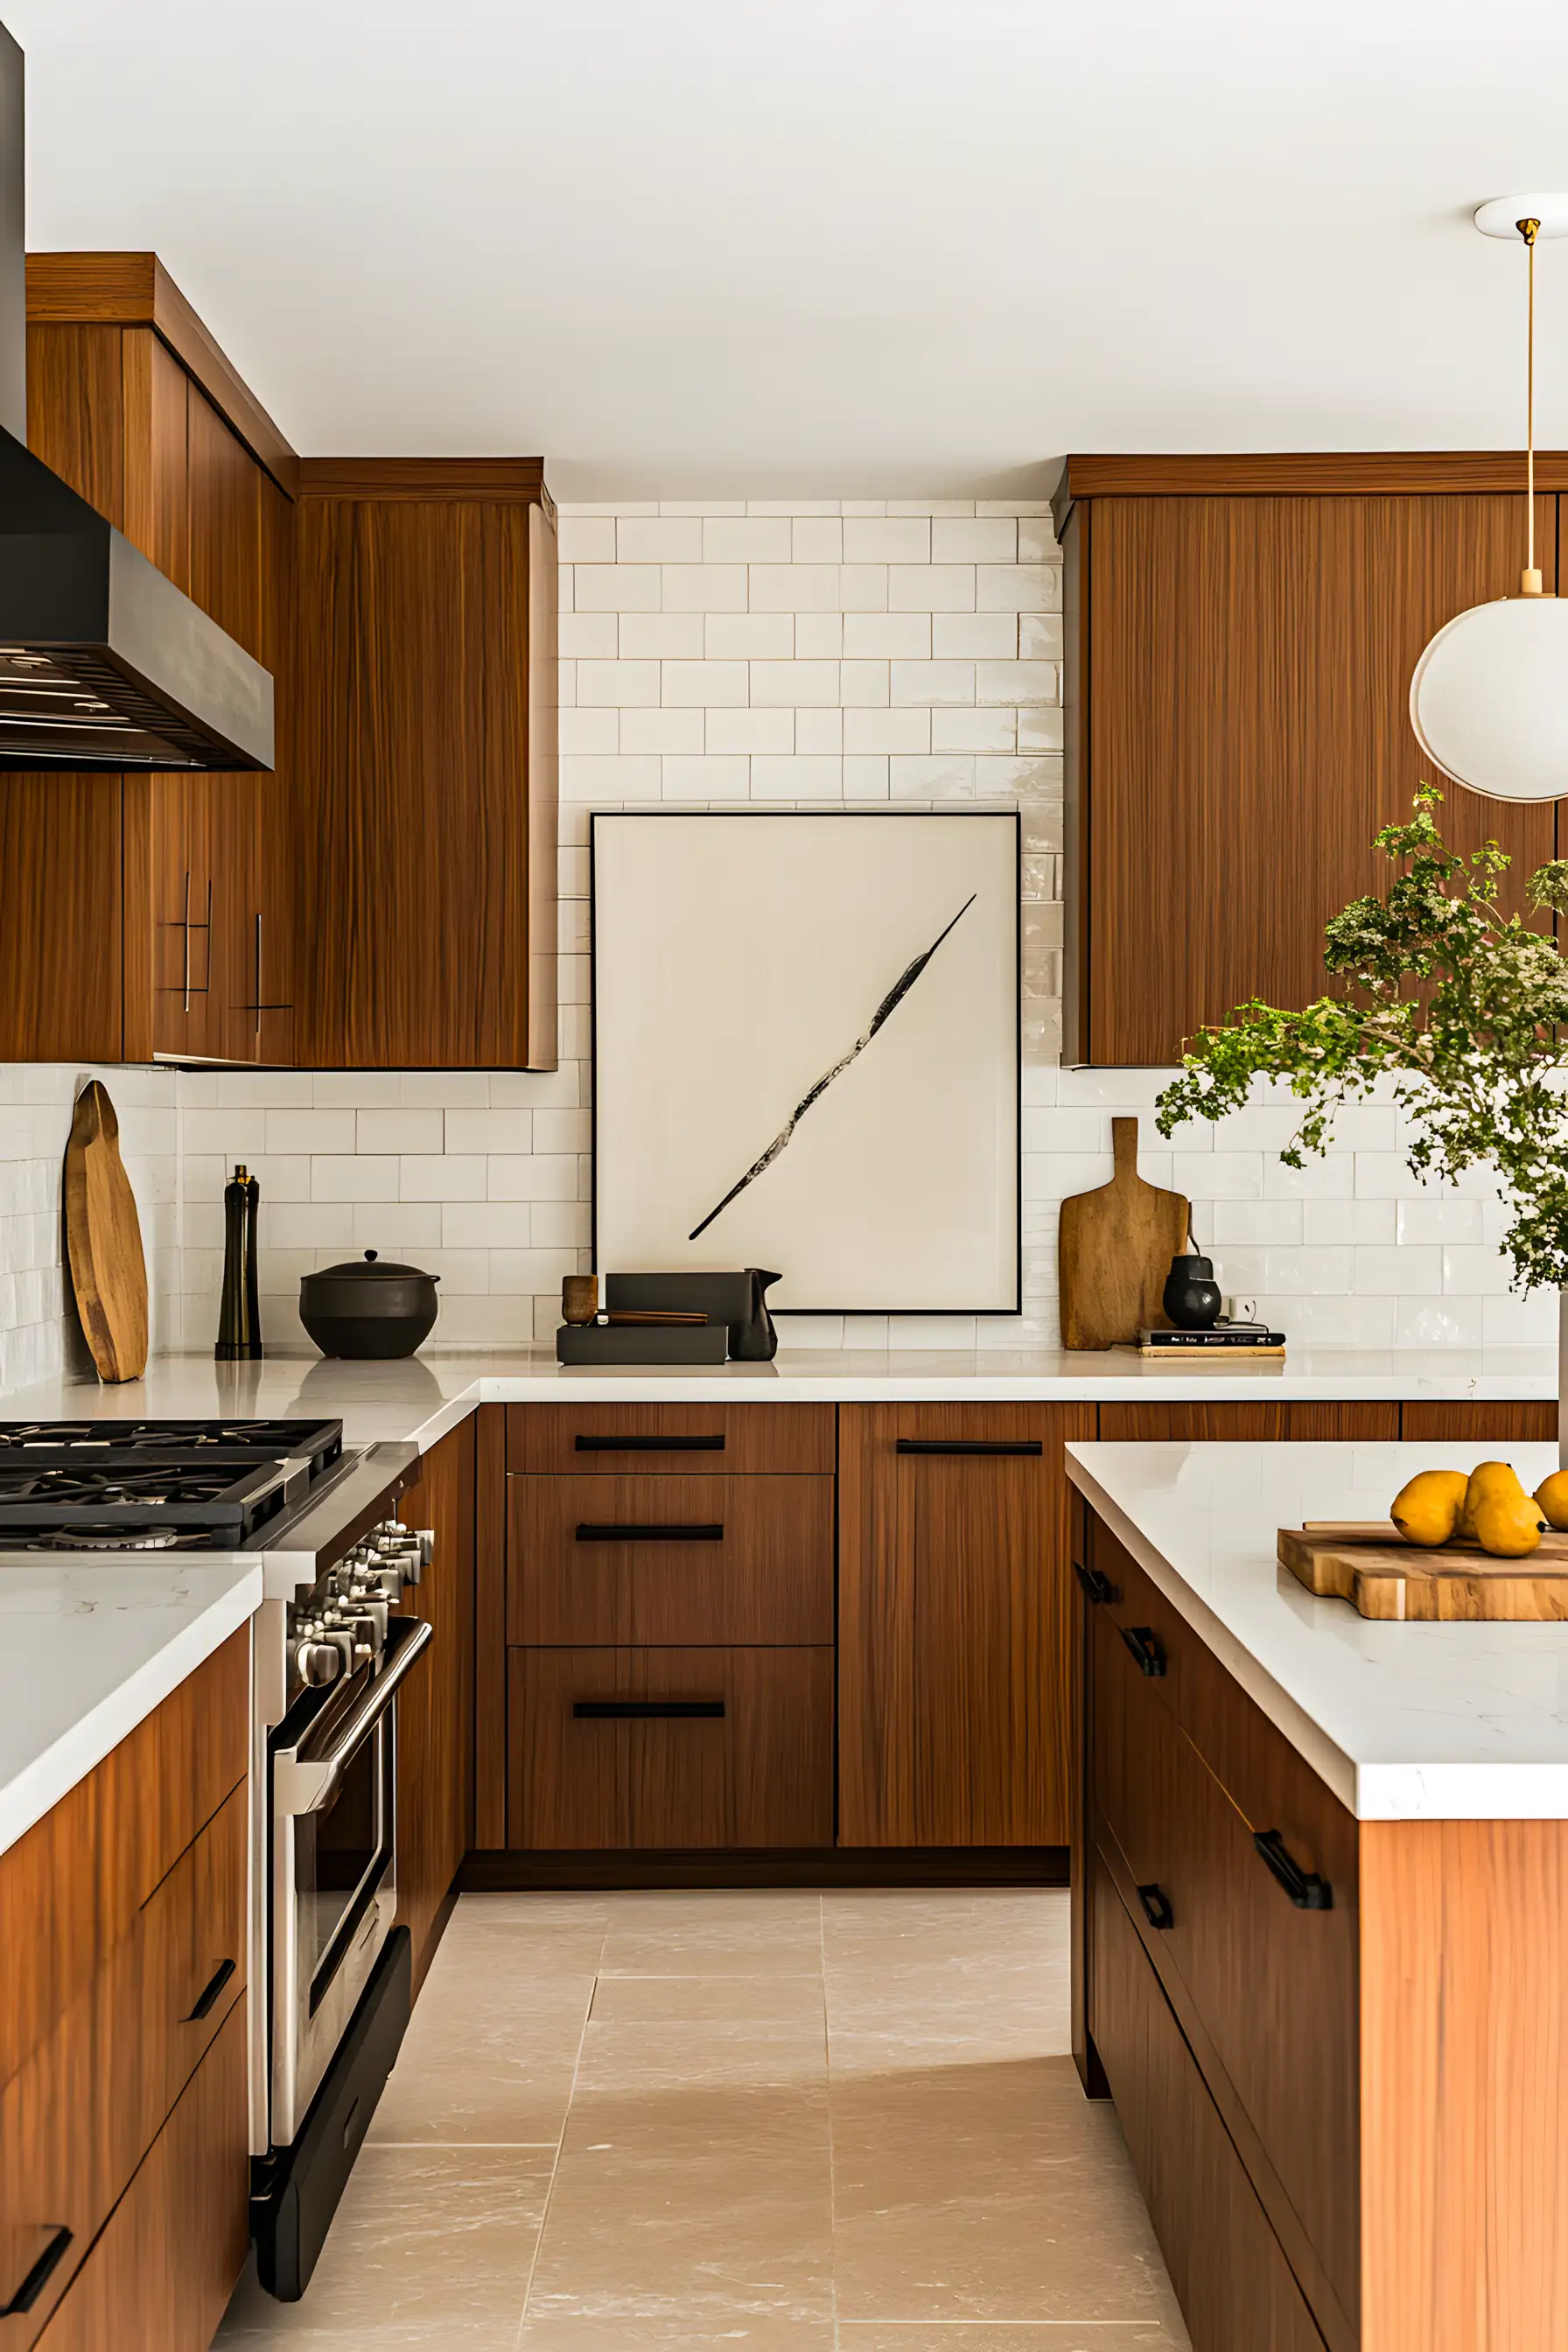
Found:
[1129,1321,1286,1360]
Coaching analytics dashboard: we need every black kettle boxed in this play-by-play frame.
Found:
[730,1269,782,1362]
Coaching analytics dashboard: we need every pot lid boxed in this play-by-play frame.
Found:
[308,1250,438,1282]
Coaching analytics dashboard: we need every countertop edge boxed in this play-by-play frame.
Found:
[0,1564,263,1862]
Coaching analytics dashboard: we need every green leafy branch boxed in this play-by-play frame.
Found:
[1154,787,1568,1292]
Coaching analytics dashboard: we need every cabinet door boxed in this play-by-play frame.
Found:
[394,1421,476,1992]
[838,1404,1094,1846]
[1082,493,1559,1064]
[296,491,543,1067]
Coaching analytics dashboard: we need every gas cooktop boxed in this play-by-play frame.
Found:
[0,1416,346,1551]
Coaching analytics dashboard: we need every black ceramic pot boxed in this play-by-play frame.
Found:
[298,1250,440,1359]
[1162,1253,1222,1330]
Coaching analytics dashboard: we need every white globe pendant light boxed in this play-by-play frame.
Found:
[1410,194,1568,805]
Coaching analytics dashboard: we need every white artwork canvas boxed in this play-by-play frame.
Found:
[592,811,1019,1313]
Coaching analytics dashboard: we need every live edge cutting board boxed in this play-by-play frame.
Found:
[1058,1116,1190,1350]
[1280,1522,1568,1621]
[64,1080,149,1382]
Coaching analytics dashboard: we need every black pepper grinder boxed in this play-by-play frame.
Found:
[215,1163,262,1360]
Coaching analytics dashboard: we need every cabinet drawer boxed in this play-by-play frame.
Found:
[0,1781,247,2347]
[1088,1847,1326,2352]
[508,1402,835,1475]
[35,1997,248,2352]
[508,1646,833,1849]
[507,1474,834,1645]
[0,1625,248,2096]
[1091,1601,1358,2332]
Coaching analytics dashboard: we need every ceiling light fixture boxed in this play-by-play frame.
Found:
[1409,192,1568,804]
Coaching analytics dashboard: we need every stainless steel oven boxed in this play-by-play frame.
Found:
[269,1612,430,2146]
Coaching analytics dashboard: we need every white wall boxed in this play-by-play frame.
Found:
[0,494,1552,1394]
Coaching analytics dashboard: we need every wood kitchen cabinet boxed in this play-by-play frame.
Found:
[837,1403,1094,1849]
[0,1628,248,2347]
[1056,454,1567,1065]
[393,1418,477,1992]
[292,460,558,1068]
[0,256,299,1067]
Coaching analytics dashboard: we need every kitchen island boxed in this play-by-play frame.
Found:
[1066,1438,1568,2352]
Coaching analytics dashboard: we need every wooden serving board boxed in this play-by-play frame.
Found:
[64,1080,149,1382]
[1280,1521,1568,1621]
[1059,1116,1189,1350]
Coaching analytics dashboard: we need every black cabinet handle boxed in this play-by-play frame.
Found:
[1254,1829,1334,1911]
[896,1438,1043,1457]
[1074,1562,1115,1604]
[575,1522,724,1543]
[1,2225,73,2317]
[574,1433,724,1452]
[1137,1883,1174,1931]
[186,1956,237,2022]
[1120,1623,1167,1676]
[573,1699,725,1719]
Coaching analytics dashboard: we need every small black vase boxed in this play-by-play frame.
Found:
[730,1270,781,1362]
[1162,1253,1222,1331]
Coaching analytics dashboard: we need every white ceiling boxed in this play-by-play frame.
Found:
[10,0,1568,498]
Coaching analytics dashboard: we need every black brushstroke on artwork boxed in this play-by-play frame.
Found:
[688,892,978,1242]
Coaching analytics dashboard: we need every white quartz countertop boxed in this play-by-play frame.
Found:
[0,1340,1555,1453]
[1066,1438,1568,1822]
[0,1557,261,1860]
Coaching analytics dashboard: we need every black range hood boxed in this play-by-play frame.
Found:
[0,24,274,772]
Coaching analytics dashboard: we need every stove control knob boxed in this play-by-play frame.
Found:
[297,1640,342,1689]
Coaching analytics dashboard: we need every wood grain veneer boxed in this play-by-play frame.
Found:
[297,455,548,500]
[474,1405,508,1852]
[1360,1817,1568,2352]
[394,1420,477,1994]
[1079,492,1558,1064]
[27,252,298,498]
[1052,448,1568,530]
[507,1402,836,1475]
[293,486,549,1066]
[837,1404,1092,1847]
[508,1645,834,1850]
[1399,1400,1557,1444]
[507,1473,835,1647]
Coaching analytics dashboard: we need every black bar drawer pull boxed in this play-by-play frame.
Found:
[575,1522,724,1543]
[1254,1828,1334,1911]
[186,1956,237,2022]
[1138,1883,1174,1931]
[1120,1623,1167,1676]
[1074,1561,1115,1604]
[896,1438,1043,1457]
[574,1433,724,1452]
[1,2225,73,2317]
[573,1699,725,1720]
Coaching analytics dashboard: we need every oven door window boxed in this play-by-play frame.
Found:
[293,1705,394,2014]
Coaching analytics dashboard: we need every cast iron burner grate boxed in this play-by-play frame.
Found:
[0,1453,298,1534]
[0,1418,343,1479]
[24,1525,222,1552]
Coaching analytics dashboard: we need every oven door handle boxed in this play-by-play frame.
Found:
[273,1615,433,1816]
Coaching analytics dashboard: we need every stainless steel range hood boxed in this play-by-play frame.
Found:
[0,24,274,771]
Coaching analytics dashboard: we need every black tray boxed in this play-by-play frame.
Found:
[556,1323,729,1366]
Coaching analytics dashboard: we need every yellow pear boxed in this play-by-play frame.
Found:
[1458,1461,1544,1558]
[1390,1467,1469,1548]
[1536,1470,1568,1532]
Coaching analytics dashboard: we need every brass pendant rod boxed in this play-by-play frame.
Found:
[1519,215,1542,594]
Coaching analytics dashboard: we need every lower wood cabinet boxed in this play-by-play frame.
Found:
[394,1418,477,1991]
[34,1999,249,2352]
[0,1633,249,2348]
[508,1645,834,1849]
[837,1404,1094,1847]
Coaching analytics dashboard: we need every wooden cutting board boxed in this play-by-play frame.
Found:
[64,1081,149,1383]
[1059,1116,1190,1350]
[1280,1521,1568,1621]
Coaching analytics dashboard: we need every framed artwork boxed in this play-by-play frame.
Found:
[591,809,1020,1314]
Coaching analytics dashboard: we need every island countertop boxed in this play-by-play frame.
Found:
[1066,1436,1568,1822]
[0,1340,1555,1454]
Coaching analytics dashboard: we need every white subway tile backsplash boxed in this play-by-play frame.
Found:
[705,709,794,753]
[617,516,704,563]
[400,1154,488,1201]
[702,517,792,562]
[750,660,840,707]
[559,612,619,658]
[844,707,929,755]
[843,613,929,659]
[794,612,844,660]
[620,708,705,754]
[891,661,975,707]
[573,564,661,612]
[888,566,976,612]
[704,612,794,659]
[932,708,1017,754]
[792,517,844,563]
[931,517,1018,562]
[661,753,752,798]
[618,612,706,659]
[977,564,1060,612]
[748,565,844,612]
[661,564,748,612]
[662,660,748,707]
[312,1156,399,1202]
[575,660,662,706]
[843,518,929,563]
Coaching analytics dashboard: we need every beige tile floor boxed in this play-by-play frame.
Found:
[217,1889,1190,2350]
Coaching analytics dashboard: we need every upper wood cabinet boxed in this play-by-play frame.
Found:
[0,256,298,1067]
[1057,455,1566,1065]
[292,461,558,1068]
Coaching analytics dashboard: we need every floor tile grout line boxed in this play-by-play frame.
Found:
[819,1889,843,2352]
[512,1914,608,2346]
